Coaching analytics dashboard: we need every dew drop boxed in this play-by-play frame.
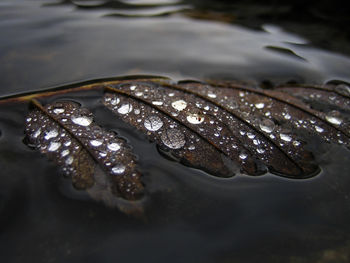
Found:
[186,113,204,124]
[280,133,292,142]
[110,97,120,106]
[33,129,42,138]
[259,119,275,133]
[90,139,103,147]
[207,92,217,98]
[61,149,70,157]
[53,108,65,114]
[44,129,58,140]
[314,126,324,133]
[111,164,126,175]
[293,141,301,147]
[130,85,136,91]
[144,115,163,131]
[107,142,121,151]
[239,152,248,160]
[325,110,343,125]
[65,156,74,165]
[257,148,265,154]
[117,104,133,115]
[99,152,107,158]
[188,145,196,150]
[152,101,163,106]
[71,116,93,126]
[247,132,255,139]
[161,129,186,149]
[284,113,291,120]
[335,84,350,96]
[227,100,238,109]
[48,141,61,152]
[135,92,143,97]
[171,100,187,111]
[255,102,265,109]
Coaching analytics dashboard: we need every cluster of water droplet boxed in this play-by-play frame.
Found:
[25,101,141,197]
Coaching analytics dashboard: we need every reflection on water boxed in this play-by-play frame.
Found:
[1,0,350,262]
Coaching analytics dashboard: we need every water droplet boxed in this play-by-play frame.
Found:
[144,115,163,131]
[134,109,141,115]
[325,110,343,125]
[207,92,217,98]
[257,148,265,154]
[33,129,42,138]
[171,100,187,111]
[314,126,324,133]
[227,100,238,109]
[204,105,210,111]
[117,104,133,114]
[61,149,70,157]
[71,116,93,126]
[44,129,58,140]
[259,119,275,133]
[107,142,120,151]
[280,133,292,142]
[293,141,300,147]
[65,156,74,165]
[48,141,61,152]
[130,85,136,91]
[64,140,71,147]
[110,97,120,106]
[188,145,196,150]
[335,84,350,96]
[239,152,248,160]
[161,129,186,149]
[135,92,143,97]
[53,108,65,114]
[152,101,163,106]
[255,102,265,109]
[247,132,255,139]
[90,139,103,147]
[186,113,204,124]
[99,152,107,158]
[111,164,126,174]
[284,113,291,120]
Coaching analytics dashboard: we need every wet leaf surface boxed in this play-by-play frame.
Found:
[1,76,350,211]
[24,99,144,206]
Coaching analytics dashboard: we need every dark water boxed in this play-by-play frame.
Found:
[1,1,350,262]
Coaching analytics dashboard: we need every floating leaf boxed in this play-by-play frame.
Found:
[24,100,144,204]
[1,76,349,211]
[102,79,350,179]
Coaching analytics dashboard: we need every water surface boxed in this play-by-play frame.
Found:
[1,1,350,262]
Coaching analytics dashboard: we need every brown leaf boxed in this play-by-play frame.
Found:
[24,99,144,205]
[103,79,350,178]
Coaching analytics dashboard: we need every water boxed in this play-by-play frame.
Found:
[1,0,350,262]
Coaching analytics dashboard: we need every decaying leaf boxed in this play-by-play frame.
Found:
[1,76,349,212]
[103,79,350,179]
[24,99,144,204]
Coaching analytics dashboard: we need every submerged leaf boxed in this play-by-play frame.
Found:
[24,100,144,204]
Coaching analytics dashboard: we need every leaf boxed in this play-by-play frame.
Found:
[102,79,350,179]
[1,76,349,211]
[24,99,144,205]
